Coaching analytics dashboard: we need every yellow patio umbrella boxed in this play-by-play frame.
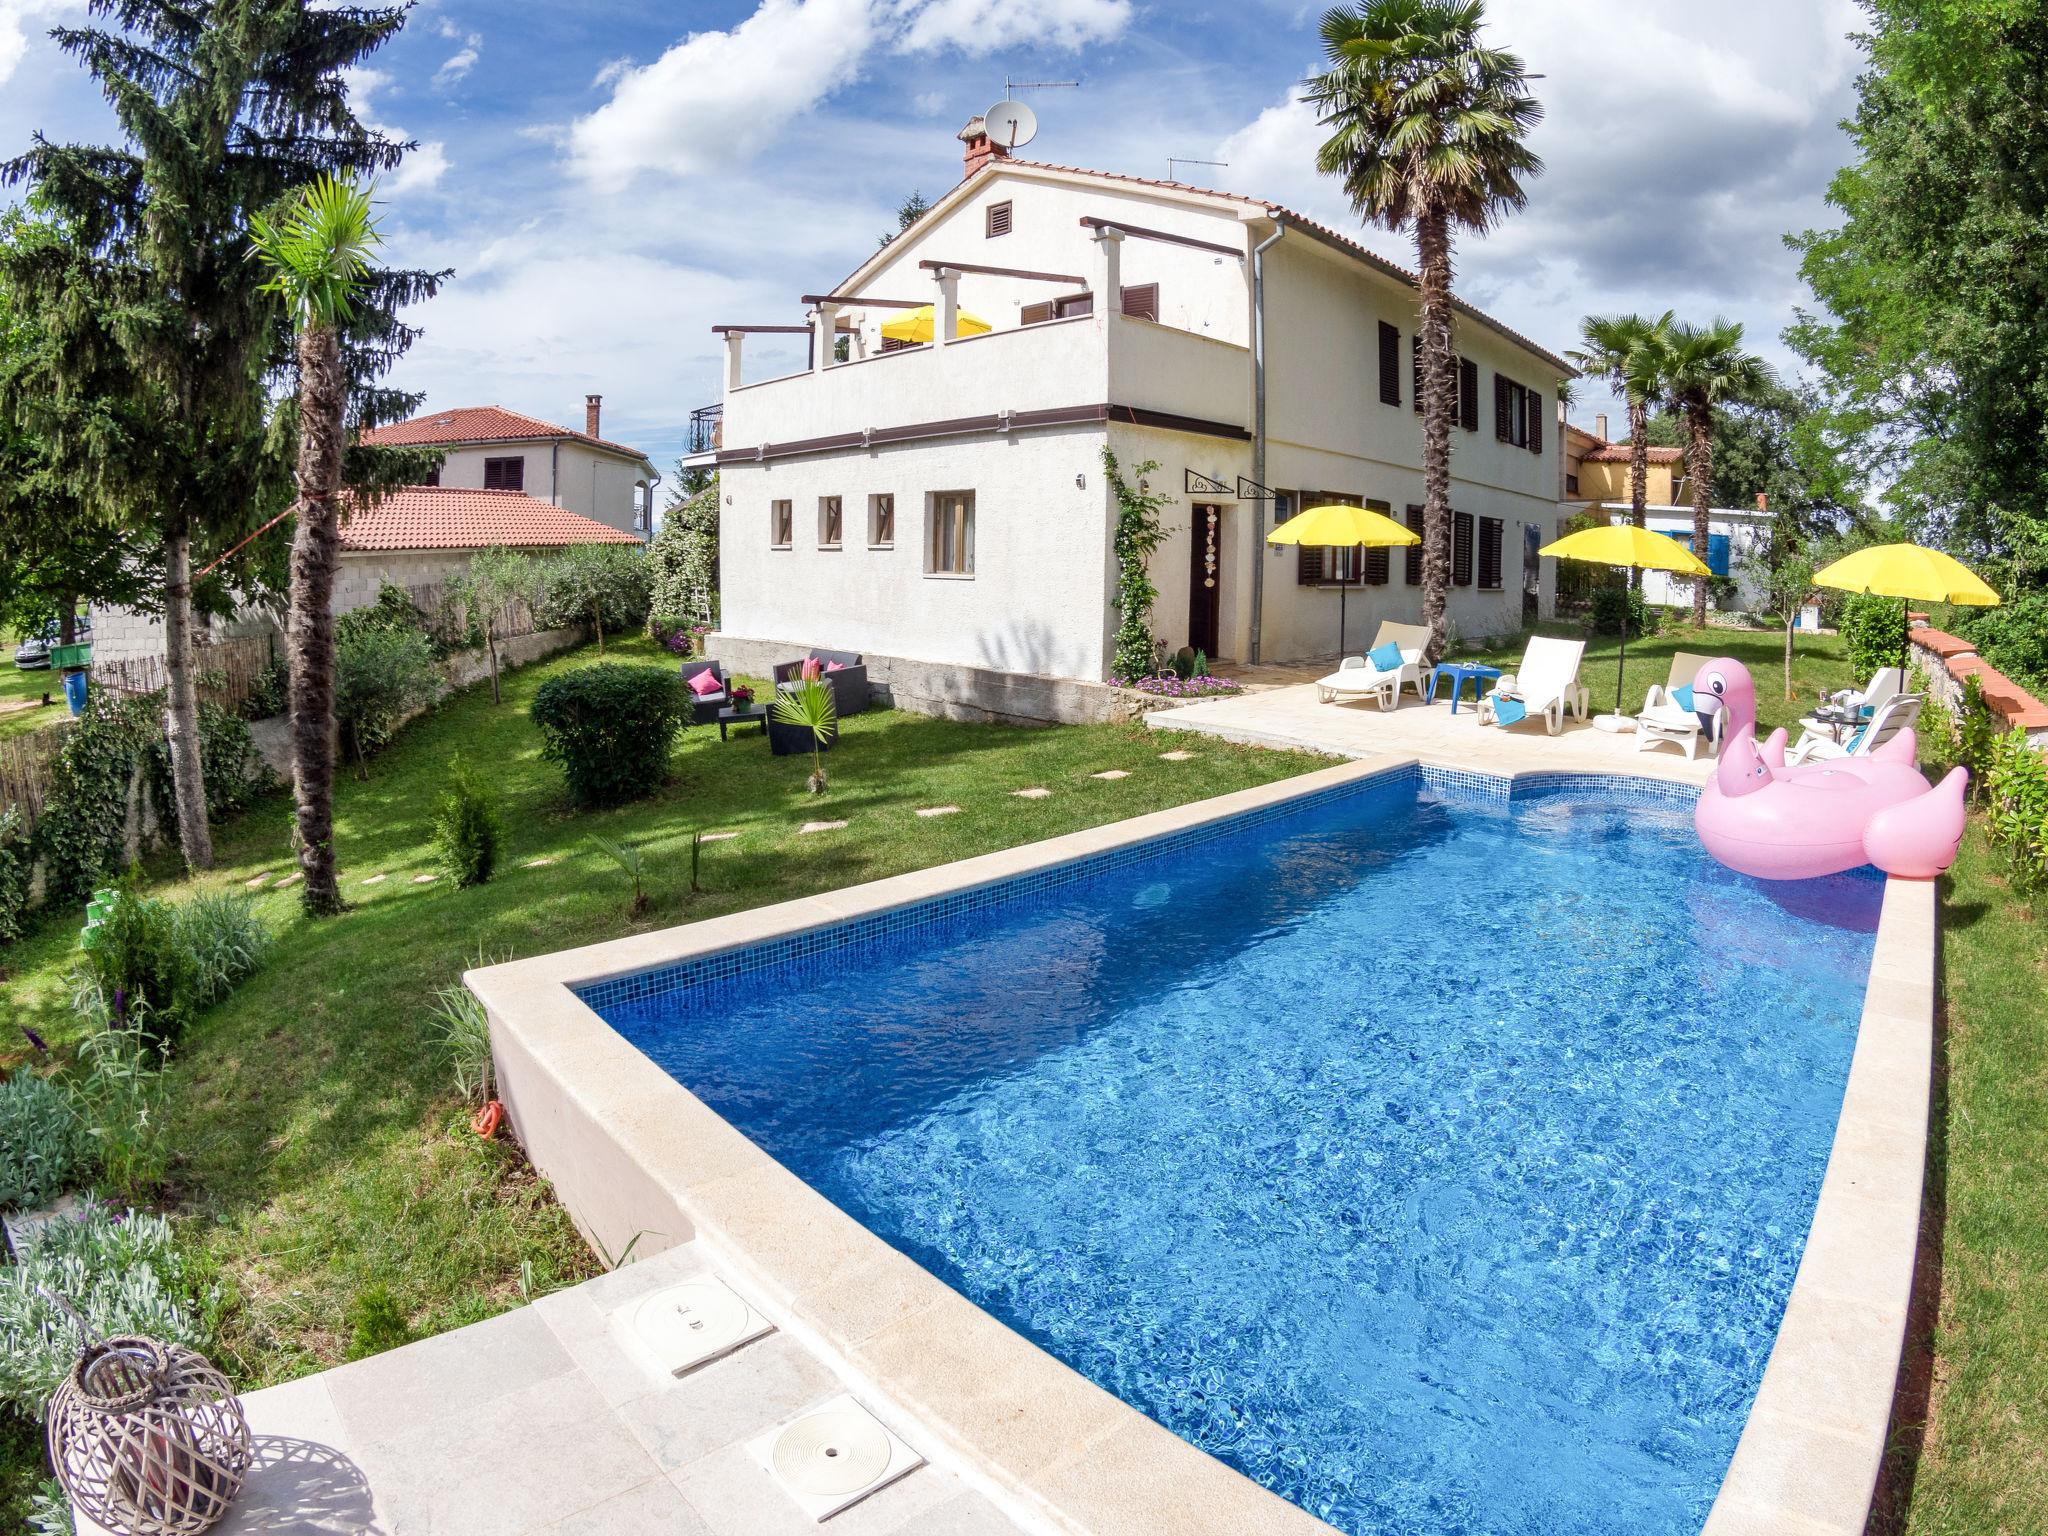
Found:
[1267,503,1420,654]
[879,305,993,344]
[1812,542,2001,671]
[1539,523,1711,726]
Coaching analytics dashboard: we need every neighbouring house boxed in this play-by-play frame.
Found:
[88,487,638,664]
[699,119,1573,724]
[1562,417,1774,611]
[360,398,660,540]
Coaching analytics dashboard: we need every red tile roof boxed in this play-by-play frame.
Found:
[361,405,649,462]
[1585,443,1683,463]
[339,487,640,553]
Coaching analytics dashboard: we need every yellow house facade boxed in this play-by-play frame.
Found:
[1562,416,1684,507]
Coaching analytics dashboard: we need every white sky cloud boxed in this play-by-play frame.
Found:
[894,0,1131,54]
[0,0,76,87]
[342,66,449,199]
[433,33,480,89]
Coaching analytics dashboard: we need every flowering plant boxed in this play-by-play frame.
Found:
[1112,674,1243,698]
[730,684,755,705]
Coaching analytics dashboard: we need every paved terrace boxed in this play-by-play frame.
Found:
[1147,684,1720,787]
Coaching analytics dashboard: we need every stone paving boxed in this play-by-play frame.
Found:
[86,1242,1031,1536]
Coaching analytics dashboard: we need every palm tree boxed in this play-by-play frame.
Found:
[1568,311,1672,588]
[1304,0,1542,660]
[1660,318,1775,624]
[249,177,381,916]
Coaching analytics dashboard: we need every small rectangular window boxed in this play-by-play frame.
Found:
[1118,283,1159,322]
[1377,322,1401,407]
[423,464,441,487]
[1495,375,1533,448]
[985,200,1012,238]
[1565,473,1580,496]
[818,495,842,548]
[483,456,524,491]
[927,490,975,576]
[1054,292,1094,319]
[868,493,895,548]
[770,500,793,549]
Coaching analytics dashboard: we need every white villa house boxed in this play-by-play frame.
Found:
[700,122,1574,723]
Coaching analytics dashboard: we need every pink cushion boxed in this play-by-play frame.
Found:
[825,660,846,673]
[801,657,822,680]
[686,670,722,698]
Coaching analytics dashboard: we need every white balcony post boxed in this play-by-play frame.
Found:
[811,303,839,373]
[934,267,960,347]
[723,330,745,392]
[1092,225,1125,320]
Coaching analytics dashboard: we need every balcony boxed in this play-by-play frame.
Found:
[719,313,1249,461]
[687,403,722,455]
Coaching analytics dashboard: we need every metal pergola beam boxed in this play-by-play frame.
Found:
[915,259,1088,285]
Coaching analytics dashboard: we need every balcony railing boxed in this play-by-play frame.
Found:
[687,403,723,455]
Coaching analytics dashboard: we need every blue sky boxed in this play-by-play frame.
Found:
[0,0,1866,471]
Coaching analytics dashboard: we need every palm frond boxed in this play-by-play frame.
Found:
[247,174,380,331]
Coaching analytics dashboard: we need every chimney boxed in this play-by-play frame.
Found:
[1757,492,1768,511]
[585,394,602,437]
[958,116,1009,180]
[1594,412,1609,442]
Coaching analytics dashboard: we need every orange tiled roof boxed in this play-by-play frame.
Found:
[361,405,648,462]
[1585,443,1683,463]
[339,487,640,553]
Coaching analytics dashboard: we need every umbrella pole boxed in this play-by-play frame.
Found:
[1338,565,1348,657]
[1616,608,1628,721]
[1900,595,1909,674]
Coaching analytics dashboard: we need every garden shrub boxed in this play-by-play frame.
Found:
[1840,591,1907,681]
[75,887,267,1041]
[0,1200,227,1416]
[530,664,687,808]
[534,546,652,650]
[427,982,494,1104]
[66,1024,172,1201]
[648,479,719,624]
[0,807,30,944]
[0,1074,92,1211]
[345,1282,414,1360]
[241,656,290,720]
[1105,449,1168,681]
[432,756,503,887]
[25,1479,72,1536]
[1589,585,1658,637]
[335,622,440,772]
[35,693,148,905]
[1984,727,2048,896]
[338,581,432,647]
[1951,589,2048,697]
[144,699,272,840]
[177,890,270,1009]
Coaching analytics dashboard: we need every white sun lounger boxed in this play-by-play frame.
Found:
[1788,692,1924,765]
[1314,621,1430,710]
[1636,651,1720,760]
[1478,636,1589,735]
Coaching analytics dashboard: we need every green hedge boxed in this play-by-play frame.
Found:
[529,664,688,808]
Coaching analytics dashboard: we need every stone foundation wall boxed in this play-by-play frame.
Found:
[1909,623,2048,748]
[707,632,1124,727]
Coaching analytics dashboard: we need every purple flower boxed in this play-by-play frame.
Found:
[20,1026,48,1057]
[112,986,127,1024]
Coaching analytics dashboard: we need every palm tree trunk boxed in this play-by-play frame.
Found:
[1685,404,1714,625]
[161,520,214,871]
[1415,206,1456,663]
[287,321,346,915]
[1627,395,1649,592]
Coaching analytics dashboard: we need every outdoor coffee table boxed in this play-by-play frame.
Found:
[1427,661,1503,714]
[717,703,768,741]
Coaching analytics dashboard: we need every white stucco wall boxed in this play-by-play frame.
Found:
[431,441,652,537]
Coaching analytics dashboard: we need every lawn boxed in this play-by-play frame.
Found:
[1471,616,1855,737]
[0,635,1329,1415]
[0,644,68,742]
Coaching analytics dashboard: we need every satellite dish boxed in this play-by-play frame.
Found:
[984,99,1038,149]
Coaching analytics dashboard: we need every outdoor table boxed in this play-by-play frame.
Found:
[717,703,769,741]
[1800,708,1861,746]
[1427,661,1504,714]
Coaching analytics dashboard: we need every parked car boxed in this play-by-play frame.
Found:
[12,613,92,670]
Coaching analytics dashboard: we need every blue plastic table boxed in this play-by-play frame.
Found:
[1428,661,1503,713]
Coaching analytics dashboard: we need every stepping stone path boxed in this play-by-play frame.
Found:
[799,820,847,835]
[1011,787,1053,799]
[699,832,741,843]
[244,872,272,889]
[276,872,303,889]
[360,874,388,886]
[1090,770,1131,781]
[1159,750,1196,761]
[915,806,961,818]
[522,857,556,868]
[412,873,438,884]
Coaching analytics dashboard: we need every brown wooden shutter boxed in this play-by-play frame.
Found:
[1413,341,1423,415]
[985,201,1012,237]
[1378,322,1401,406]
[1119,283,1159,321]
[1460,359,1479,431]
[1494,375,1511,441]
[1364,498,1392,584]
[1404,504,1425,585]
[1478,516,1503,589]
[1297,544,1324,585]
[1453,511,1474,586]
[881,335,915,352]
[1527,393,1544,454]
[1019,300,1053,325]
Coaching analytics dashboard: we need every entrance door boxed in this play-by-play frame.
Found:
[1522,522,1542,625]
[1188,504,1223,657]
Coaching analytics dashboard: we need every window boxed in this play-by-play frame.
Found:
[1478,516,1504,590]
[422,464,441,487]
[818,495,842,548]
[985,200,1012,238]
[927,490,974,576]
[1378,322,1401,407]
[483,455,525,491]
[1020,300,1053,326]
[1452,510,1475,586]
[1459,358,1480,432]
[881,335,917,352]
[868,494,895,547]
[1119,283,1159,322]
[1495,375,1535,449]
[770,499,793,548]
[1565,473,1580,496]
[1022,292,1093,325]
[1297,493,1384,587]
[1363,499,1393,585]
[1404,505,1425,585]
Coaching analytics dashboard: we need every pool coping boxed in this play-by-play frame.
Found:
[468,756,1933,1536]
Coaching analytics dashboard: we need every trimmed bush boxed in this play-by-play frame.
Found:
[1984,726,2048,896]
[432,756,503,887]
[0,1073,91,1210]
[1589,584,1659,637]
[530,664,688,807]
[534,546,651,651]
[75,887,268,1042]
[1840,591,1907,681]
[335,622,440,772]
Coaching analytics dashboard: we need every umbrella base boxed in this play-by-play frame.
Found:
[1591,714,1635,733]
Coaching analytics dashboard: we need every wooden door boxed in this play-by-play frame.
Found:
[1188,504,1223,658]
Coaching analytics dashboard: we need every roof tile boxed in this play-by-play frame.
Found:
[361,405,649,461]
[339,487,641,553]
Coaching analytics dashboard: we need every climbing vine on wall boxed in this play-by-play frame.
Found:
[1104,448,1169,683]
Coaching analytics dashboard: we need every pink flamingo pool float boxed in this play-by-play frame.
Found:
[1690,657,1967,880]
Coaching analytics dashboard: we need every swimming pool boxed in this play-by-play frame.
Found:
[584,770,1883,1536]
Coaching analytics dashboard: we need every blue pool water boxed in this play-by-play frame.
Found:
[590,772,1882,1536]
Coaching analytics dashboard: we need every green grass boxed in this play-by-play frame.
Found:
[0,642,68,742]
[1,635,1329,1394]
[1469,617,1854,738]
[1873,821,2048,1536]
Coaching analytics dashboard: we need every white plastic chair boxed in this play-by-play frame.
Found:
[1636,651,1720,760]
[1315,621,1430,710]
[1480,636,1589,735]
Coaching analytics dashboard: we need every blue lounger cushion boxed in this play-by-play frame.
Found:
[1669,683,1695,711]
[1368,641,1404,672]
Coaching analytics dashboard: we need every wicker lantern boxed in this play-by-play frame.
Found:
[46,1334,251,1536]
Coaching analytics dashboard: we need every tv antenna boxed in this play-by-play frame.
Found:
[1003,77,1080,95]
[1168,157,1228,183]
